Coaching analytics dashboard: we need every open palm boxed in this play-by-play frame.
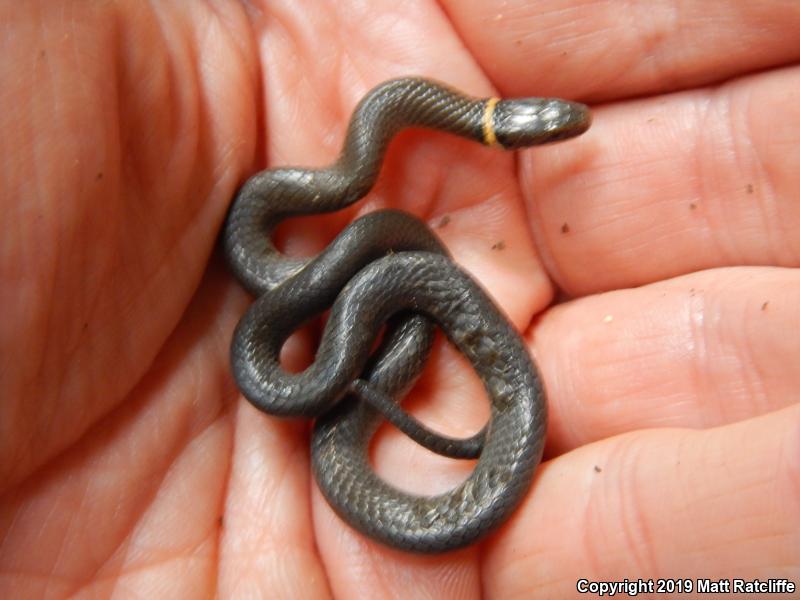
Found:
[2,1,798,598]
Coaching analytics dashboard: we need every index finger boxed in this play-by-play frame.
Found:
[441,0,800,100]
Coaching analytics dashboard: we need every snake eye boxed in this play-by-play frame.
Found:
[492,98,591,149]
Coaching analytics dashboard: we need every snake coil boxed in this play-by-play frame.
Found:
[223,77,591,553]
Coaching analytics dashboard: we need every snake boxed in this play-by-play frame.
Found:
[223,77,591,553]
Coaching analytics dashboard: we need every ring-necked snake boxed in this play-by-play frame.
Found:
[223,77,591,553]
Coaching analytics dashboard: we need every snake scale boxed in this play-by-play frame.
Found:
[223,77,591,553]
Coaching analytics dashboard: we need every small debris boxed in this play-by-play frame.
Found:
[761,301,769,311]
[689,202,697,210]
[437,215,450,228]
[491,240,506,251]
[746,183,754,194]
[594,465,602,473]
[561,222,570,234]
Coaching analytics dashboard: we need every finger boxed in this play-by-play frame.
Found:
[441,0,800,100]
[220,278,330,596]
[526,65,800,295]
[529,266,800,456]
[483,404,800,598]
[218,404,332,598]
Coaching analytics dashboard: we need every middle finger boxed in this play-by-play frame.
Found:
[526,65,800,296]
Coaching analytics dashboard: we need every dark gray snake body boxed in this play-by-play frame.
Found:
[223,78,591,553]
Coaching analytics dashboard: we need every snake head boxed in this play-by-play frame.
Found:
[492,98,591,149]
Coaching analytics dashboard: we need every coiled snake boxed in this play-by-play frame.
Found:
[223,77,591,553]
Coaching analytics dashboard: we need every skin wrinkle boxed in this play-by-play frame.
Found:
[685,91,721,260]
[65,509,130,596]
[704,87,746,265]
[740,87,786,263]
[226,411,309,520]
[481,468,560,580]
[219,11,262,132]
[98,423,227,571]
[265,54,336,167]
[75,533,210,597]
[727,87,763,221]
[735,304,770,420]
[6,278,230,588]
[544,336,585,452]
[117,10,169,191]
[263,442,309,536]
[783,424,800,516]
[694,292,736,423]
[52,450,96,582]
[613,434,660,576]
[109,14,216,430]
[686,287,715,425]
[23,24,66,418]
[574,459,605,578]
[632,0,680,90]
[672,429,701,548]
[78,425,178,576]
[773,432,800,541]
[333,10,374,89]
[520,147,564,293]
[741,74,793,259]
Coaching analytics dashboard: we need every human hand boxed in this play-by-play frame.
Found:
[1,1,798,598]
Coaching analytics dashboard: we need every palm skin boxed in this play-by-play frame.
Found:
[1,1,798,598]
